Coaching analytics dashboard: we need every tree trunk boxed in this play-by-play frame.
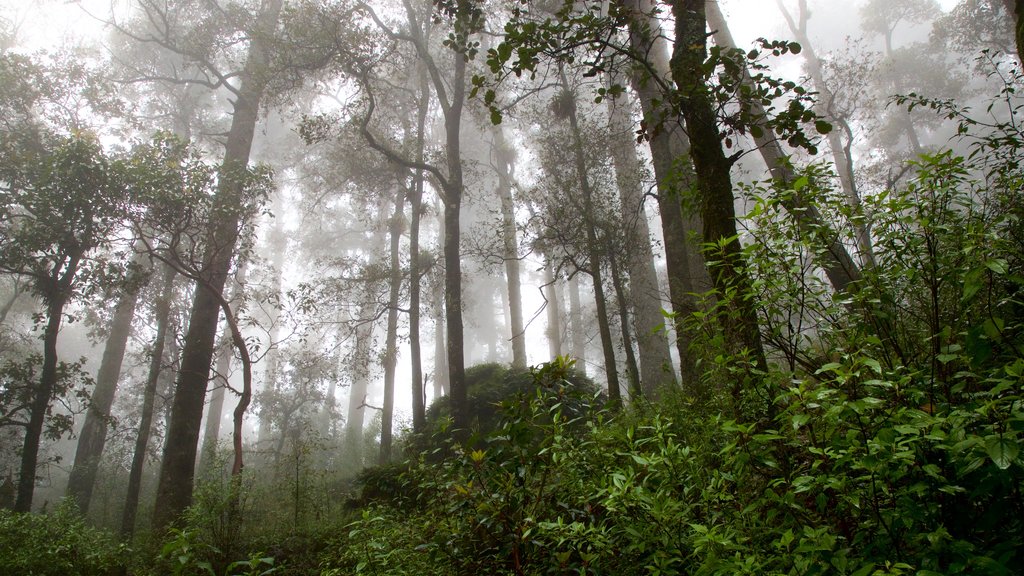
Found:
[379,189,404,463]
[257,195,288,451]
[344,298,374,470]
[608,248,642,399]
[605,78,677,396]
[15,292,71,512]
[619,0,705,392]
[67,254,146,514]
[152,0,281,530]
[121,264,175,540]
[706,1,864,295]
[559,65,621,405]
[568,274,587,374]
[670,0,768,398]
[773,0,875,266]
[544,260,562,360]
[491,125,527,370]
[409,60,429,434]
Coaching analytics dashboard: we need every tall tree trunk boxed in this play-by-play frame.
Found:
[199,264,248,474]
[608,248,642,399]
[409,60,429,434]
[379,188,404,464]
[491,125,527,369]
[67,254,147,514]
[1012,0,1024,62]
[16,248,81,512]
[606,78,677,396]
[559,65,622,405]
[773,0,875,266]
[706,2,864,295]
[543,261,562,360]
[344,298,374,470]
[257,195,288,451]
[121,264,176,540]
[670,0,767,405]
[152,0,281,530]
[619,0,704,392]
[568,274,587,374]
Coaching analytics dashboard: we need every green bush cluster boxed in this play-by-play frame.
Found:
[0,502,127,576]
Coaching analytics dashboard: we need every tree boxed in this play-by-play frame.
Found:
[0,134,132,512]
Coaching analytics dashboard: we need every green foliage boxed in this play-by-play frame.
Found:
[0,502,127,575]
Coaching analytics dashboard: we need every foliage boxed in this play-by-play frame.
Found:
[0,502,128,576]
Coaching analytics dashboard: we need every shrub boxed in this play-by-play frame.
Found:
[0,501,127,576]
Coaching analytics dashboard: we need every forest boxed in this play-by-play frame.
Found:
[0,0,1022,573]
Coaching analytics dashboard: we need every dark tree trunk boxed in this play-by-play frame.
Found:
[379,189,404,463]
[670,0,767,398]
[121,264,175,540]
[152,0,281,530]
[608,248,642,399]
[619,0,705,393]
[67,256,145,514]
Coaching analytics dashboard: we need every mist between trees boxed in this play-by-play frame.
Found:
[0,0,1023,574]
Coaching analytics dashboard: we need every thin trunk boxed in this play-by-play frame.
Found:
[559,65,621,405]
[257,196,288,450]
[67,254,146,513]
[153,0,281,530]
[344,300,374,469]
[492,125,527,369]
[121,264,175,540]
[199,264,248,474]
[1013,0,1024,62]
[619,0,704,392]
[379,189,404,464]
[608,248,642,399]
[409,60,429,434]
[671,1,767,406]
[543,261,562,360]
[568,275,587,374]
[606,76,677,396]
[0,283,23,324]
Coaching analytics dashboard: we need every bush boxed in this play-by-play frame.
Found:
[0,501,127,576]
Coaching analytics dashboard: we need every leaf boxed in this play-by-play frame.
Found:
[814,119,832,134]
[489,108,503,125]
[985,435,1019,470]
[792,413,810,430]
[788,41,802,54]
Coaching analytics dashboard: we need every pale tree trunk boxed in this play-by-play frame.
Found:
[153,0,282,530]
[121,264,176,540]
[408,60,429,434]
[608,247,642,399]
[568,275,587,375]
[619,0,705,393]
[706,2,864,295]
[344,297,375,470]
[67,252,147,514]
[773,0,875,266]
[558,65,621,405]
[257,195,288,450]
[379,188,404,464]
[544,262,562,360]
[605,78,677,397]
[491,125,527,369]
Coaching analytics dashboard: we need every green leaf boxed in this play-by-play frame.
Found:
[814,119,832,134]
[985,435,1019,470]
[788,41,802,54]
[489,108,503,125]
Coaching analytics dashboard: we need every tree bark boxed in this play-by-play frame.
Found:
[618,0,705,392]
[67,254,146,514]
[121,264,175,540]
[605,78,677,397]
[152,0,281,530]
[670,0,768,396]
[409,59,429,434]
[559,65,622,405]
[379,188,404,463]
[568,274,587,374]
[491,125,527,370]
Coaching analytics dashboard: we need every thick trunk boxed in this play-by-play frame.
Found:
[344,299,374,469]
[492,126,527,369]
[560,66,621,405]
[15,293,69,512]
[152,0,280,530]
[67,255,145,513]
[671,0,767,395]
[606,79,677,396]
[121,264,175,540]
[619,0,704,391]
[379,189,404,463]
[1014,0,1024,62]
